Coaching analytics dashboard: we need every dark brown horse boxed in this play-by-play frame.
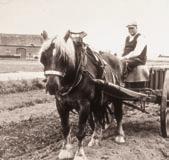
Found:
[39,31,125,160]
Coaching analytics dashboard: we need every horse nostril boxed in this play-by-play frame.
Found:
[46,78,59,95]
[46,84,57,95]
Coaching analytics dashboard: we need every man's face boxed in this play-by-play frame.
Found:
[128,26,137,36]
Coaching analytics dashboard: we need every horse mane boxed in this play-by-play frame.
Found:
[53,36,75,65]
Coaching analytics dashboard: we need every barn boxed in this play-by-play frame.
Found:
[0,33,43,59]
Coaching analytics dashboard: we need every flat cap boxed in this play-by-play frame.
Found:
[126,21,137,28]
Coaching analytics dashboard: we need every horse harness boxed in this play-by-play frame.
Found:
[59,40,116,98]
[44,34,115,97]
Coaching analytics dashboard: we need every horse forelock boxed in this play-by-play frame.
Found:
[53,36,75,64]
[38,38,55,62]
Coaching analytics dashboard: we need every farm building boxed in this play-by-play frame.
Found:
[0,33,43,59]
[158,54,169,58]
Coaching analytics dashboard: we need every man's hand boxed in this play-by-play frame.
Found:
[119,56,128,60]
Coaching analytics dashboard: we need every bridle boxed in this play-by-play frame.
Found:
[44,36,66,78]
[44,70,65,78]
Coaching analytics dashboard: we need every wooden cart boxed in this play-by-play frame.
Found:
[93,67,169,137]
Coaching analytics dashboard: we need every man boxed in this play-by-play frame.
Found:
[121,21,147,80]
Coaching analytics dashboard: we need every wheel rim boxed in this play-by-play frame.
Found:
[160,70,169,137]
[165,108,169,136]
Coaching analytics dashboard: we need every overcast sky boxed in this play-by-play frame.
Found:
[0,0,169,58]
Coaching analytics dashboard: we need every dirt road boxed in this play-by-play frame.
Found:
[0,90,169,160]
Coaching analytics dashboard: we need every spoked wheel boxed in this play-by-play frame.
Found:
[160,70,169,137]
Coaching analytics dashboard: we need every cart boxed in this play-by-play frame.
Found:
[93,67,169,137]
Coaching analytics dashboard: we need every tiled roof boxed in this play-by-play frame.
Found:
[0,33,43,47]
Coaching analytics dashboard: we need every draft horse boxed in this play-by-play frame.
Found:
[39,31,125,160]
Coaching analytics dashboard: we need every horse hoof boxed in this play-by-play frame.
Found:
[115,135,125,144]
[58,144,74,160]
[88,139,100,147]
[74,155,88,160]
[88,140,94,147]
[105,123,110,129]
[74,148,88,160]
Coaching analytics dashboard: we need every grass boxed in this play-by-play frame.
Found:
[7,98,50,111]
[0,59,43,73]
[0,78,45,94]
[0,90,54,111]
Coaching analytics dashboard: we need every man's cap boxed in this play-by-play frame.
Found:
[126,21,137,28]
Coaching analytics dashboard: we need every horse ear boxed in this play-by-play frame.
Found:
[64,30,70,42]
[41,30,48,41]
[80,31,87,38]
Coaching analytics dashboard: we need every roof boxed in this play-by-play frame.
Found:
[158,54,169,58]
[0,33,43,47]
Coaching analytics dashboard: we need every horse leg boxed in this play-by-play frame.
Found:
[88,122,103,147]
[88,102,114,147]
[56,98,74,160]
[74,100,90,160]
[88,112,95,131]
[114,100,125,143]
[87,112,100,146]
[104,103,115,129]
[87,112,98,147]
[88,110,104,147]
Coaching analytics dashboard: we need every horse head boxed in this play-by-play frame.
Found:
[40,31,76,95]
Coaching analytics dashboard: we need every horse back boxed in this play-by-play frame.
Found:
[101,52,122,83]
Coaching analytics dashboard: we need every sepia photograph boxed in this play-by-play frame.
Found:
[0,0,169,159]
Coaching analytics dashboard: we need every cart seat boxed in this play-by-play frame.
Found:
[125,65,149,82]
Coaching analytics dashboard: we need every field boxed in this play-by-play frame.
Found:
[0,59,43,73]
[0,59,169,160]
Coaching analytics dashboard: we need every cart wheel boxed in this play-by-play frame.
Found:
[160,70,169,137]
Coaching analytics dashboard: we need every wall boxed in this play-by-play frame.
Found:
[0,45,41,59]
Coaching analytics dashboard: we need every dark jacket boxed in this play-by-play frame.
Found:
[122,33,147,63]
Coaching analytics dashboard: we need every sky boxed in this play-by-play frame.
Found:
[0,0,169,58]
